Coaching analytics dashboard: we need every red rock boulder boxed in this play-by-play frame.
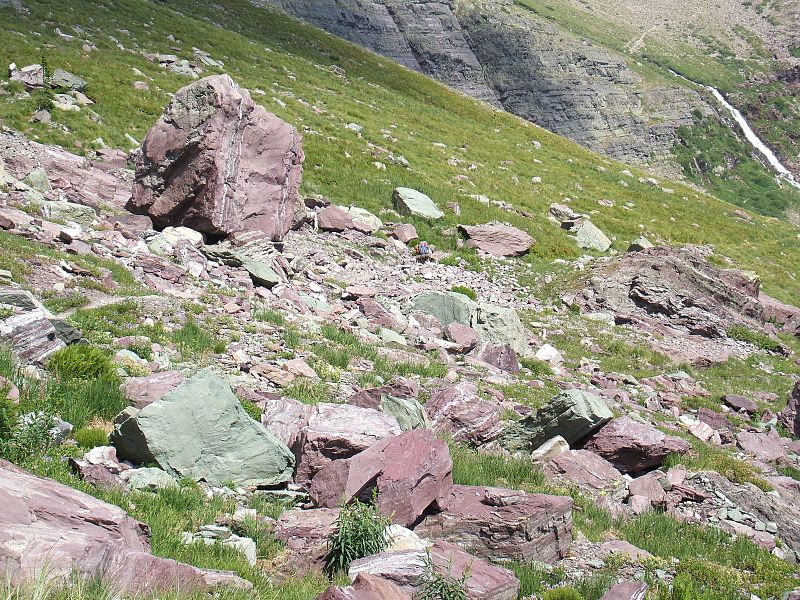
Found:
[425,383,503,446]
[583,416,690,473]
[309,428,453,527]
[458,224,533,257]
[0,460,249,595]
[129,75,304,240]
[415,485,572,563]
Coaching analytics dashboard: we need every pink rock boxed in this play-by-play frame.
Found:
[120,371,186,409]
[443,322,479,353]
[274,507,340,571]
[477,342,519,374]
[628,495,651,515]
[283,358,318,379]
[458,224,533,257]
[425,383,503,446]
[260,396,315,448]
[318,205,354,232]
[349,377,419,409]
[316,573,412,600]
[583,416,690,473]
[722,393,757,414]
[543,450,624,493]
[0,459,250,595]
[294,403,402,485]
[349,540,519,600]
[600,541,652,561]
[358,297,403,330]
[0,309,65,364]
[600,581,648,600]
[129,75,304,240]
[736,430,785,462]
[309,429,453,527]
[697,407,734,431]
[627,473,668,507]
[415,485,572,563]
[390,224,418,244]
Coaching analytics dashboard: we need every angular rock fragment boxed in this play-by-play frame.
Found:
[426,382,502,446]
[458,223,533,257]
[294,403,402,485]
[111,370,294,486]
[392,187,444,219]
[309,429,452,527]
[120,371,185,409]
[0,309,65,364]
[502,390,612,453]
[543,449,624,494]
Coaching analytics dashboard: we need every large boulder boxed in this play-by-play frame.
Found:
[501,390,613,453]
[349,540,519,600]
[426,383,503,446]
[458,223,533,257]
[309,429,453,527]
[294,403,402,485]
[415,485,572,563]
[392,187,444,219]
[0,460,250,595]
[583,416,690,474]
[110,370,294,487]
[129,74,304,240]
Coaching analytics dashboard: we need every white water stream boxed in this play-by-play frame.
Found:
[672,71,800,190]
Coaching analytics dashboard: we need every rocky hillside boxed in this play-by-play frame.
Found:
[1,1,800,600]
[259,0,800,220]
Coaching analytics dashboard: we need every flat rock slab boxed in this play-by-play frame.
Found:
[736,430,785,462]
[415,485,572,563]
[0,459,250,595]
[316,573,411,600]
[543,449,624,494]
[392,187,444,219]
[601,581,648,600]
[294,403,402,485]
[309,429,453,527]
[0,309,65,364]
[583,416,690,474]
[111,370,294,487]
[458,223,533,257]
[349,540,519,600]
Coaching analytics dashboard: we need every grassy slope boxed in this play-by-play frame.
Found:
[1,0,798,306]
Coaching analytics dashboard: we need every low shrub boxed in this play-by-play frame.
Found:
[726,325,783,353]
[325,498,390,575]
[416,549,468,600]
[450,285,477,301]
[543,588,584,600]
[73,427,109,448]
[47,345,116,381]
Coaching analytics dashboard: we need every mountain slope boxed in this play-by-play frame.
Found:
[258,0,800,219]
[0,0,799,304]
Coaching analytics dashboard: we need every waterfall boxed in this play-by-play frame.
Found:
[672,71,800,190]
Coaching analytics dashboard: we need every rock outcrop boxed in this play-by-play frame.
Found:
[576,246,774,364]
[0,459,250,595]
[129,74,304,240]
[458,223,533,257]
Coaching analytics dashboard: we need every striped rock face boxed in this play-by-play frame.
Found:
[130,74,305,241]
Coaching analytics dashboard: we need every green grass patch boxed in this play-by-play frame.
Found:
[172,319,226,357]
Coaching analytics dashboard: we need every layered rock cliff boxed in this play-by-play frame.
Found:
[258,0,712,175]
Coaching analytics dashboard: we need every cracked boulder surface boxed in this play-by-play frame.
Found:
[128,74,305,240]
